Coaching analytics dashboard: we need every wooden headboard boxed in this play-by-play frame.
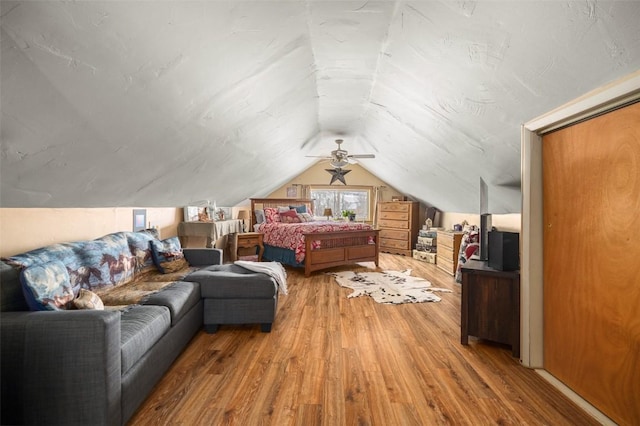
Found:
[249,198,315,230]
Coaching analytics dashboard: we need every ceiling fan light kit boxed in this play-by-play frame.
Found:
[307,139,375,170]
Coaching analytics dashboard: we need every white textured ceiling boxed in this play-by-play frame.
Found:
[2,1,639,213]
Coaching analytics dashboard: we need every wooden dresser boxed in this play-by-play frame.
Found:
[377,201,420,256]
[436,230,464,275]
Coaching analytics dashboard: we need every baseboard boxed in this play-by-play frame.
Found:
[535,369,616,425]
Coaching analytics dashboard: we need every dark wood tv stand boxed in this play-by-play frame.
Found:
[460,259,520,357]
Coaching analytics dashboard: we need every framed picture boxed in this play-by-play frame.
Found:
[286,186,297,197]
[133,209,147,231]
[183,206,200,222]
[215,207,232,221]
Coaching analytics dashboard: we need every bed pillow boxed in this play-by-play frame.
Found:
[20,260,76,311]
[150,237,188,274]
[289,205,308,214]
[277,206,291,213]
[280,209,301,223]
[74,288,105,310]
[264,207,281,223]
[297,212,314,222]
[255,209,265,224]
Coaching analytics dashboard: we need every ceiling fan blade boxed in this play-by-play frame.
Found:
[348,154,375,159]
[305,155,332,159]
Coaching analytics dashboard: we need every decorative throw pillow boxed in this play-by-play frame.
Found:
[264,207,281,223]
[280,209,301,223]
[150,237,188,274]
[297,212,313,222]
[126,231,158,274]
[74,288,105,310]
[255,209,265,224]
[20,260,76,311]
[277,206,291,213]
[289,205,308,214]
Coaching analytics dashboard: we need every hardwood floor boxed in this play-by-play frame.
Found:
[129,253,597,425]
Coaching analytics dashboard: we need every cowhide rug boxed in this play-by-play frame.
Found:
[329,269,452,304]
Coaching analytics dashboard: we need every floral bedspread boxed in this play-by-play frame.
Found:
[257,221,374,263]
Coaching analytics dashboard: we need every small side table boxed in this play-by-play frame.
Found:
[236,232,264,262]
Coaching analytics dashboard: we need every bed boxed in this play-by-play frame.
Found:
[250,198,379,276]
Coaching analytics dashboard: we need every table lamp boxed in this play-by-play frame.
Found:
[237,210,250,232]
[323,208,333,220]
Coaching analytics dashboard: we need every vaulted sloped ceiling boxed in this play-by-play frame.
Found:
[1,1,639,213]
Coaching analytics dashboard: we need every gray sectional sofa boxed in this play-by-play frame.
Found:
[0,230,224,425]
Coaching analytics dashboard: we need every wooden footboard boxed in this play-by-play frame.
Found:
[303,229,380,277]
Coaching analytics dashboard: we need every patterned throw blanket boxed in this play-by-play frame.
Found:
[329,269,452,304]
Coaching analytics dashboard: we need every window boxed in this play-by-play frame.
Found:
[310,186,373,221]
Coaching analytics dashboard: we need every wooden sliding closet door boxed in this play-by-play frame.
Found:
[542,101,640,425]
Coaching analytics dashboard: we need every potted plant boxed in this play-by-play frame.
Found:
[341,210,356,221]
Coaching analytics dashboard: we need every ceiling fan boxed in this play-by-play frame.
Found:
[306,139,375,168]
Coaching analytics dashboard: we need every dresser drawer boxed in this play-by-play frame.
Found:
[380,238,410,250]
[437,232,455,249]
[380,229,410,240]
[238,236,261,247]
[438,246,456,262]
[378,211,409,221]
[437,256,455,275]
[378,218,409,229]
[379,203,410,213]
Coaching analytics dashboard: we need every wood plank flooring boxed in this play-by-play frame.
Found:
[129,253,598,425]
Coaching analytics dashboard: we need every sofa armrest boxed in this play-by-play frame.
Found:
[183,248,223,266]
[1,310,122,426]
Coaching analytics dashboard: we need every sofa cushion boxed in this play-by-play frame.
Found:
[186,264,276,299]
[120,305,171,374]
[74,289,105,310]
[20,260,76,311]
[142,281,201,325]
[150,237,188,274]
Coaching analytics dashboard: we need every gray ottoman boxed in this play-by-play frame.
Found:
[185,264,278,333]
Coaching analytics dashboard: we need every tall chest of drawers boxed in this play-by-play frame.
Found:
[377,201,420,256]
[436,230,464,276]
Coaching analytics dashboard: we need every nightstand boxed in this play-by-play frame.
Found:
[236,232,264,262]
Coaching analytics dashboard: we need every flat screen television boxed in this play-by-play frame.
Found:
[479,213,492,260]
